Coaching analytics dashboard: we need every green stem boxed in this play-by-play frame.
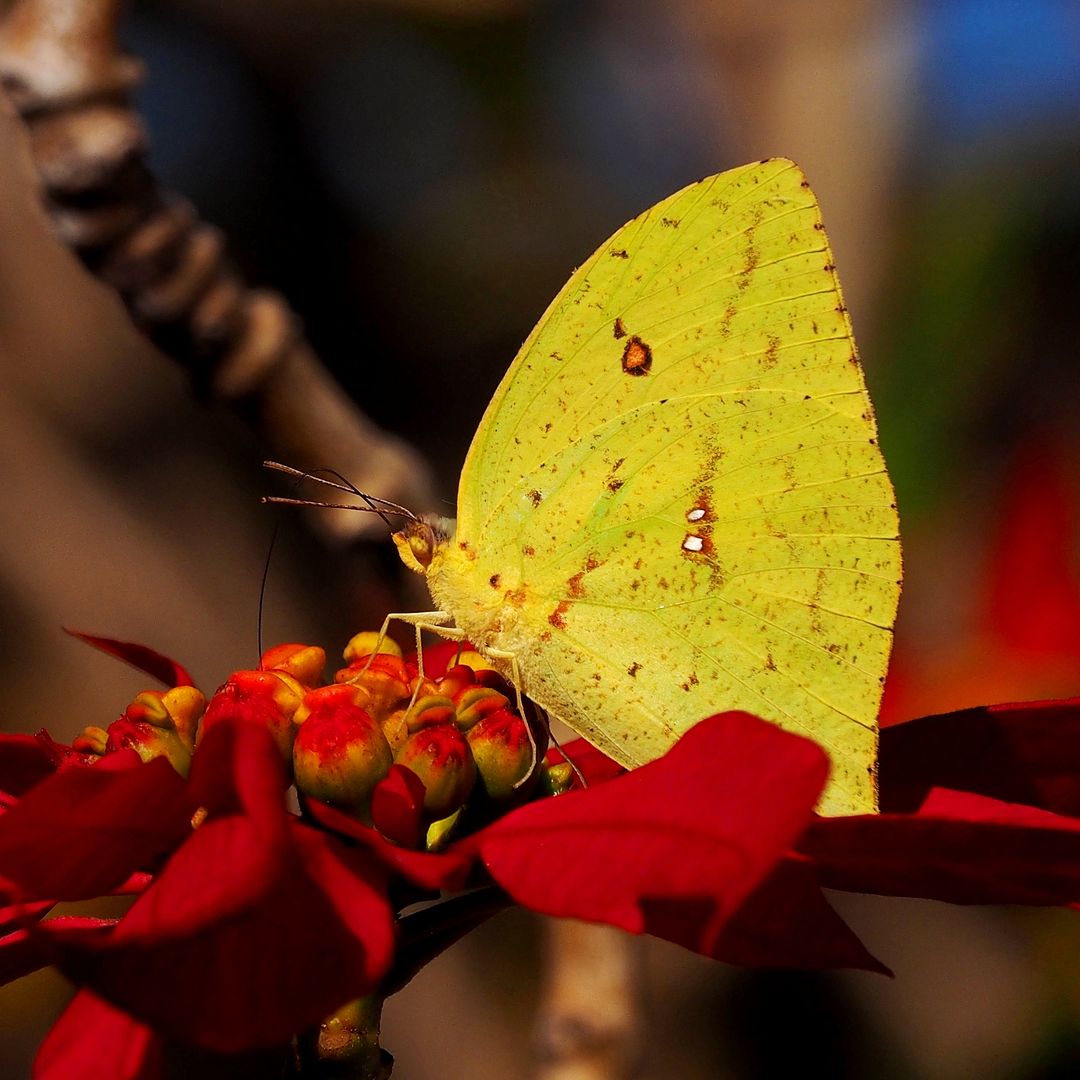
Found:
[296,888,513,1076]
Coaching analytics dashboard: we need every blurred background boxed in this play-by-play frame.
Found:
[1,0,1079,1076]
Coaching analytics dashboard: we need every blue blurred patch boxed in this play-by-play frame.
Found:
[921,0,1080,141]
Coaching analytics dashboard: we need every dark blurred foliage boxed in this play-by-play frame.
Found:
[124,0,723,492]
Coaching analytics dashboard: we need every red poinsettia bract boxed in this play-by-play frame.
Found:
[3,634,1080,1078]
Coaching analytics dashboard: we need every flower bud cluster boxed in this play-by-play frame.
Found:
[320,634,553,846]
[77,631,576,850]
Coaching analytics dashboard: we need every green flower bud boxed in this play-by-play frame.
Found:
[540,762,576,796]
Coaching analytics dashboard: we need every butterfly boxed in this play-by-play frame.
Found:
[385,159,899,816]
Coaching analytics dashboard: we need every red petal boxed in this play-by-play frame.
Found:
[712,860,889,973]
[305,797,473,893]
[984,441,1080,659]
[48,720,394,1050]
[0,916,114,987]
[801,788,1080,904]
[55,818,396,1052]
[188,720,289,826]
[473,712,828,955]
[34,989,162,1080]
[371,764,427,848]
[0,756,190,901]
[0,899,54,936]
[880,697,1080,816]
[0,734,62,798]
[64,629,194,688]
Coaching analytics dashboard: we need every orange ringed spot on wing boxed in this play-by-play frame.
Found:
[489,574,501,589]
[621,335,652,377]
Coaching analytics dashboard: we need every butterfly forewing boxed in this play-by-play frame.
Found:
[447,159,900,816]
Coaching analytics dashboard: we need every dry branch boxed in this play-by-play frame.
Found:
[0,0,432,539]
[534,920,643,1080]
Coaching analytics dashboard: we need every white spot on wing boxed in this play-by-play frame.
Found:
[682,534,704,552]
[686,508,706,522]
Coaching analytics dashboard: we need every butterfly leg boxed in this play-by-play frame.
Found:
[364,610,454,673]
[364,611,465,708]
[406,617,470,708]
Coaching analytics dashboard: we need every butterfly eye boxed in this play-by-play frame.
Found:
[408,524,436,568]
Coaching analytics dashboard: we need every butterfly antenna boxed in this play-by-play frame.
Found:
[262,495,401,530]
[257,460,339,663]
[295,461,421,517]
[256,515,280,666]
[263,461,419,525]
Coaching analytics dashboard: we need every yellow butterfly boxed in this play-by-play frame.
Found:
[387,159,899,816]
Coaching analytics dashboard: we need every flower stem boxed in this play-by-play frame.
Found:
[297,995,393,1079]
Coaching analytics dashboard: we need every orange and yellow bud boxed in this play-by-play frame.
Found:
[342,632,402,664]
[454,650,492,674]
[335,654,412,725]
[436,663,476,699]
[160,685,205,750]
[200,669,304,763]
[403,694,456,734]
[394,725,476,820]
[293,694,393,811]
[292,682,363,726]
[72,726,109,756]
[259,643,326,687]
[466,707,536,801]
[452,685,510,732]
[102,687,206,776]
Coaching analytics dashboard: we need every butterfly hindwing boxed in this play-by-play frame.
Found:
[441,159,900,815]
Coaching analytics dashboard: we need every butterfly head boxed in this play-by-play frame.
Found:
[392,514,454,576]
